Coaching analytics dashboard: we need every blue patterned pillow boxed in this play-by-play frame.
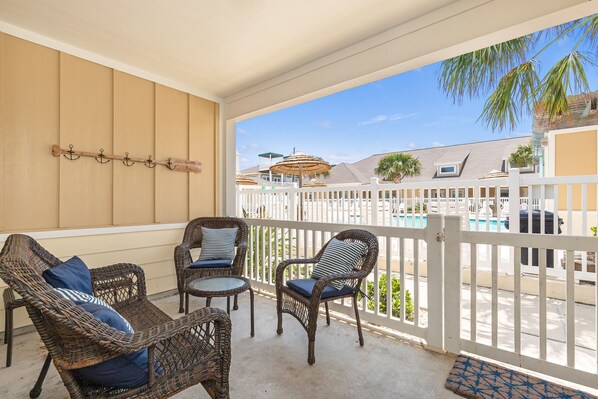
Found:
[311,238,367,290]
[198,227,238,261]
[54,288,160,388]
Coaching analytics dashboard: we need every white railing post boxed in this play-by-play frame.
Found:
[425,213,444,352]
[370,177,380,226]
[236,188,242,217]
[444,215,462,354]
[508,168,520,232]
[289,184,297,221]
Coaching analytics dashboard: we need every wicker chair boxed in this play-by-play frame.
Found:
[275,229,379,365]
[0,234,232,399]
[174,217,248,313]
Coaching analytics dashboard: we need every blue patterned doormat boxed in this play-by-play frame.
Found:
[445,355,596,399]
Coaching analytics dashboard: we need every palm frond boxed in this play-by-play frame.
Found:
[375,153,422,183]
[437,36,533,104]
[579,14,598,49]
[535,51,593,122]
[478,60,539,131]
[509,143,533,167]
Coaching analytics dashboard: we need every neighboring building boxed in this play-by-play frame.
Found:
[321,136,535,186]
[534,91,598,213]
[242,152,298,185]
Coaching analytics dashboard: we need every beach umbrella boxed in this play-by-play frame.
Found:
[269,152,331,188]
[480,169,508,179]
[270,152,331,220]
[236,173,258,186]
[303,178,327,187]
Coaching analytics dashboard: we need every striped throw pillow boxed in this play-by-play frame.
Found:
[198,227,238,261]
[312,238,367,290]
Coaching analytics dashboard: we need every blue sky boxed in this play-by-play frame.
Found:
[237,24,598,171]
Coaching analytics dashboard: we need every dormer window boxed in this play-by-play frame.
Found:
[434,150,469,178]
[438,165,457,176]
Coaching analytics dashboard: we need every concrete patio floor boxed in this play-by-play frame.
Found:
[0,292,459,399]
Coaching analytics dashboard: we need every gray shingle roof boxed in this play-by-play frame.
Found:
[322,136,535,185]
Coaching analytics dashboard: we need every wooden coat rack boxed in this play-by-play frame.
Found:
[52,144,202,173]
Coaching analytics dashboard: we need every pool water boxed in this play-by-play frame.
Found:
[394,215,506,231]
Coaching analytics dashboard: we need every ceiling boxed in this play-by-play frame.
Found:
[0,0,594,118]
[0,0,462,98]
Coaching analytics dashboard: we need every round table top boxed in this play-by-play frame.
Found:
[186,276,251,297]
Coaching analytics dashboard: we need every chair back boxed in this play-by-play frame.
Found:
[316,229,379,282]
[0,235,119,373]
[182,217,248,250]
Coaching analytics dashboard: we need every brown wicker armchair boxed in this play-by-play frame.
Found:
[0,234,231,399]
[174,217,248,313]
[275,229,379,365]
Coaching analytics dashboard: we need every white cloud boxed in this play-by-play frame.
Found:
[408,142,417,149]
[358,114,388,125]
[237,128,248,135]
[314,120,333,129]
[389,112,420,121]
[432,141,445,147]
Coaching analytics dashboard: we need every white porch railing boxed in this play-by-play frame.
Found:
[243,215,598,389]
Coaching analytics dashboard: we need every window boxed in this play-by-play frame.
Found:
[438,165,458,176]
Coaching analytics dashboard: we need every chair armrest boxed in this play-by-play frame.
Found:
[275,258,318,288]
[90,263,147,306]
[174,243,193,271]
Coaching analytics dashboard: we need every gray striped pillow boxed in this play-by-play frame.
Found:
[198,227,238,261]
[312,238,367,290]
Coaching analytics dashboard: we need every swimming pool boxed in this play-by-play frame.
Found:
[393,215,506,231]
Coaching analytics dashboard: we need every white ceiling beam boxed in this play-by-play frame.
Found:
[225,0,596,121]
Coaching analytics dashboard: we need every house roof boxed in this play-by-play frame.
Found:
[322,136,534,185]
[533,90,598,132]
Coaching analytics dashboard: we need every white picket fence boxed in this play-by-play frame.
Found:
[239,170,598,281]
[244,215,598,389]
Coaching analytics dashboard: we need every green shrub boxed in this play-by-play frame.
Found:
[365,273,414,321]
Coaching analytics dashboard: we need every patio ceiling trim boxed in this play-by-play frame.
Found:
[0,20,224,104]
[225,0,596,121]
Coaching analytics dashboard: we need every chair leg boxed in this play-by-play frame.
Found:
[6,308,14,367]
[3,308,8,344]
[276,296,283,335]
[178,290,185,314]
[324,302,331,325]
[29,353,52,398]
[233,294,239,311]
[353,296,364,346]
[307,339,316,365]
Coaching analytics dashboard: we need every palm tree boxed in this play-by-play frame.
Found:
[437,14,597,132]
[509,142,533,167]
[375,153,422,183]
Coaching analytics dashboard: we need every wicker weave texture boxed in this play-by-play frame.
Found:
[0,234,232,399]
[174,217,248,313]
[275,229,379,364]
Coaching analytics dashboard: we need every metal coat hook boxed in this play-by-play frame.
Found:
[122,152,135,166]
[63,144,80,161]
[144,155,157,168]
[95,148,110,164]
[166,158,176,170]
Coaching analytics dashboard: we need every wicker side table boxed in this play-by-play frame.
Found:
[3,287,26,367]
[186,276,254,337]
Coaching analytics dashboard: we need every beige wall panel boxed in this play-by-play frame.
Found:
[155,85,189,222]
[113,71,155,225]
[78,245,174,271]
[189,95,216,218]
[555,130,597,211]
[34,229,184,259]
[146,274,177,296]
[0,34,60,231]
[60,54,113,227]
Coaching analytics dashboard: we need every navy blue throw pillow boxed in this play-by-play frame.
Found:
[42,256,93,295]
[54,288,161,389]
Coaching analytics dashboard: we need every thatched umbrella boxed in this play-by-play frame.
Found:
[235,173,258,186]
[269,152,331,188]
[303,178,326,187]
[480,169,508,180]
[270,152,331,220]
